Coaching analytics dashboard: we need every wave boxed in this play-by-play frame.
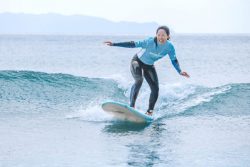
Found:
[156,83,250,120]
[0,70,127,114]
[180,83,250,117]
[1,70,249,120]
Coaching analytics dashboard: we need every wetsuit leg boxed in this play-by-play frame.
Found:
[143,66,159,112]
[130,56,143,107]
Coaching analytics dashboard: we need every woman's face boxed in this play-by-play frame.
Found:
[156,29,169,44]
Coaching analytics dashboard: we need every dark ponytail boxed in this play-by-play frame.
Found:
[154,26,170,47]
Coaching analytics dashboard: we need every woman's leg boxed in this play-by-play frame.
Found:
[130,57,143,107]
[143,66,159,112]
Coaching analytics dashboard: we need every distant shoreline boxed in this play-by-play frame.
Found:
[0,13,159,35]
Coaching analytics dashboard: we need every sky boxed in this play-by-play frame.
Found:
[0,0,249,33]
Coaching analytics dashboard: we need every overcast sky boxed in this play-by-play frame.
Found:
[0,0,249,33]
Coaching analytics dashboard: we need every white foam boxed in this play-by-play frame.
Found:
[103,73,133,90]
[159,83,196,100]
[172,85,232,113]
[120,82,198,117]
[66,102,114,122]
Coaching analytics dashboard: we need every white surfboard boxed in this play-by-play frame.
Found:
[102,101,153,123]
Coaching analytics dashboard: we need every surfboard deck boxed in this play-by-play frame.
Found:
[102,101,153,123]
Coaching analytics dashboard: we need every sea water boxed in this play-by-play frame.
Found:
[0,34,250,167]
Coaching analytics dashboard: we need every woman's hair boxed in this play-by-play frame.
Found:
[154,26,170,47]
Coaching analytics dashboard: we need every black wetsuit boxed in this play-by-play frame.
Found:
[130,55,159,111]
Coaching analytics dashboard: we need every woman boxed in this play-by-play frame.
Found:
[104,26,190,116]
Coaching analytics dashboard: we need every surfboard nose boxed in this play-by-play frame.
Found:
[102,101,153,123]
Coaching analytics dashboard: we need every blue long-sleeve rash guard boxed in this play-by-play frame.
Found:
[112,37,182,74]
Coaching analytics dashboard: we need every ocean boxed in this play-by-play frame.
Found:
[0,34,250,167]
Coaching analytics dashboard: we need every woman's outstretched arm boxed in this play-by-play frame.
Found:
[104,41,136,48]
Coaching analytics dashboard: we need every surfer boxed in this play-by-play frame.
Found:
[104,26,190,116]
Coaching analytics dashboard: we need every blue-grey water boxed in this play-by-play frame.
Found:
[0,34,250,167]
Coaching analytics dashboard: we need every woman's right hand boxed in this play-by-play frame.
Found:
[104,41,113,46]
[180,71,190,78]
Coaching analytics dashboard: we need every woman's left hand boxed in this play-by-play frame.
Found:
[180,71,190,78]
